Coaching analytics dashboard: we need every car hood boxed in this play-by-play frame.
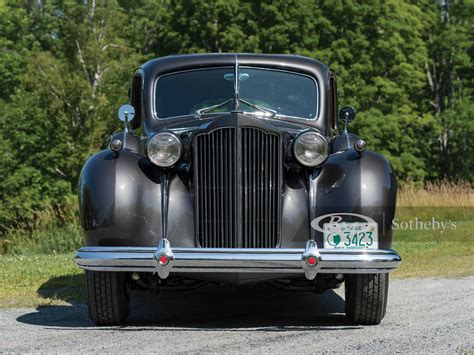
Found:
[146,112,317,138]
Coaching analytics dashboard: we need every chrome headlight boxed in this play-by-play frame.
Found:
[147,132,182,167]
[294,131,329,167]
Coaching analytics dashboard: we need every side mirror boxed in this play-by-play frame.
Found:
[338,106,356,134]
[118,104,135,132]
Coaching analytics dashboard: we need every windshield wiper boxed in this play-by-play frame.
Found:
[195,97,277,118]
[239,98,277,117]
[195,98,233,117]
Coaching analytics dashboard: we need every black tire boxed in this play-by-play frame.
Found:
[85,271,130,326]
[345,273,389,325]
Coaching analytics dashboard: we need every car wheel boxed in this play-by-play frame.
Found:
[85,271,130,326]
[345,273,389,325]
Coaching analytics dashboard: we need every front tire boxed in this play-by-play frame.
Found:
[85,271,130,326]
[345,273,389,325]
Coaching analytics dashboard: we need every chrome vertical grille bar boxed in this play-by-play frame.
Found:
[195,128,236,248]
[195,127,280,248]
[240,128,280,248]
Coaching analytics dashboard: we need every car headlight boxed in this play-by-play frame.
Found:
[147,132,182,167]
[294,131,329,167]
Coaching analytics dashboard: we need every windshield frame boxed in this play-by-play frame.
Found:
[152,66,320,121]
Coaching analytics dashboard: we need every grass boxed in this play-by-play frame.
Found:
[398,181,473,207]
[0,254,83,309]
[393,181,474,277]
[393,220,473,278]
[0,182,472,308]
[1,197,83,255]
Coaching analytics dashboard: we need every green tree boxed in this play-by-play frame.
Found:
[0,0,140,228]
[157,0,259,53]
[314,0,439,181]
[424,0,473,181]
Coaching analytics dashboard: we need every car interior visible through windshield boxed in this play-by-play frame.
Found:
[155,67,318,119]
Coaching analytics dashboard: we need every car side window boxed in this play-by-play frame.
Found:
[130,75,142,129]
[328,76,338,133]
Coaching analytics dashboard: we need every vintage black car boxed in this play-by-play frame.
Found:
[75,53,401,326]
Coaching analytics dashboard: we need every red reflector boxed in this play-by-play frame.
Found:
[307,256,317,267]
[158,255,169,265]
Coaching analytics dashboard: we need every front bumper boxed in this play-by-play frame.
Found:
[75,239,401,280]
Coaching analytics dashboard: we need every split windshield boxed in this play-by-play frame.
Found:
[155,67,318,119]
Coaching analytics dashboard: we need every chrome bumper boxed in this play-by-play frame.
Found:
[75,239,401,280]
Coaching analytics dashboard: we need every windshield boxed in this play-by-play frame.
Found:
[155,67,318,119]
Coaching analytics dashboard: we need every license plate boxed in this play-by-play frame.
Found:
[323,222,378,249]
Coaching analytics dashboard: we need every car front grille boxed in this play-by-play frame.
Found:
[194,127,281,248]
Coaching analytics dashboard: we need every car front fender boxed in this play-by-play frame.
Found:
[310,149,397,249]
[78,149,195,247]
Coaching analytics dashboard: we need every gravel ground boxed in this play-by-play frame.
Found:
[0,276,473,353]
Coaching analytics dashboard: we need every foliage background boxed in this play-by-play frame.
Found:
[0,0,472,236]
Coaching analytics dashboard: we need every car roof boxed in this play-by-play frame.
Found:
[140,53,329,79]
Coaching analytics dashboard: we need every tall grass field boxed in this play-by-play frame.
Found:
[0,182,472,308]
[394,182,473,278]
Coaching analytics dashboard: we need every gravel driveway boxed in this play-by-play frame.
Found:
[0,276,472,353]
